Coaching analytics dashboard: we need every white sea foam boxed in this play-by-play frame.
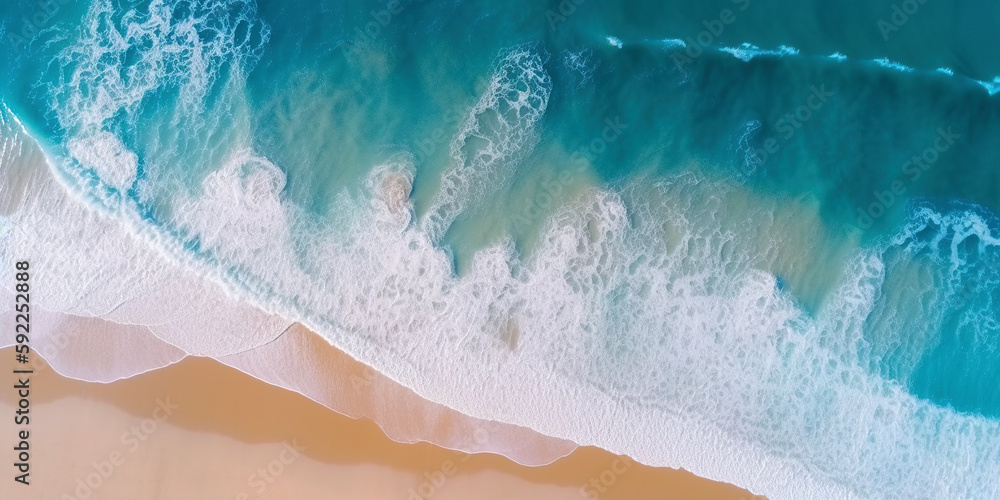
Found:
[606,36,623,49]
[562,49,596,87]
[0,106,291,357]
[874,57,914,73]
[66,130,138,191]
[979,76,1000,96]
[173,148,295,265]
[47,0,270,200]
[2,0,294,358]
[704,42,1000,96]
[735,119,762,178]
[420,45,551,241]
[660,38,686,50]
[720,43,799,61]
[652,34,997,95]
[869,205,1000,367]
[890,204,1000,272]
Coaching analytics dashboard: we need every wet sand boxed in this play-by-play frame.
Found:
[0,347,763,500]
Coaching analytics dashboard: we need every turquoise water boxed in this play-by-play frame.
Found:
[3,0,1000,497]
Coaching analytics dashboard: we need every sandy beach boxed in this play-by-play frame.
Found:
[0,345,763,500]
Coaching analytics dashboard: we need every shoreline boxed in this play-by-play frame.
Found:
[0,346,763,499]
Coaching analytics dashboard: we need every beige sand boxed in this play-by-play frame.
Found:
[0,347,763,500]
[217,323,580,465]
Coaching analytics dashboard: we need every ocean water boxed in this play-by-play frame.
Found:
[2,0,1000,498]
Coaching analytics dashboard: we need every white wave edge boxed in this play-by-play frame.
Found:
[656,39,1000,95]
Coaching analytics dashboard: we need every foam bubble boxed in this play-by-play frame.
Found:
[562,49,596,87]
[367,160,415,233]
[173,149,292,262]
[661,38,687,50]
[874,57,914,73]
[421,45,552,241]
[978,76,1000,95]
[66,130,138,190]
[720,43,799,62]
